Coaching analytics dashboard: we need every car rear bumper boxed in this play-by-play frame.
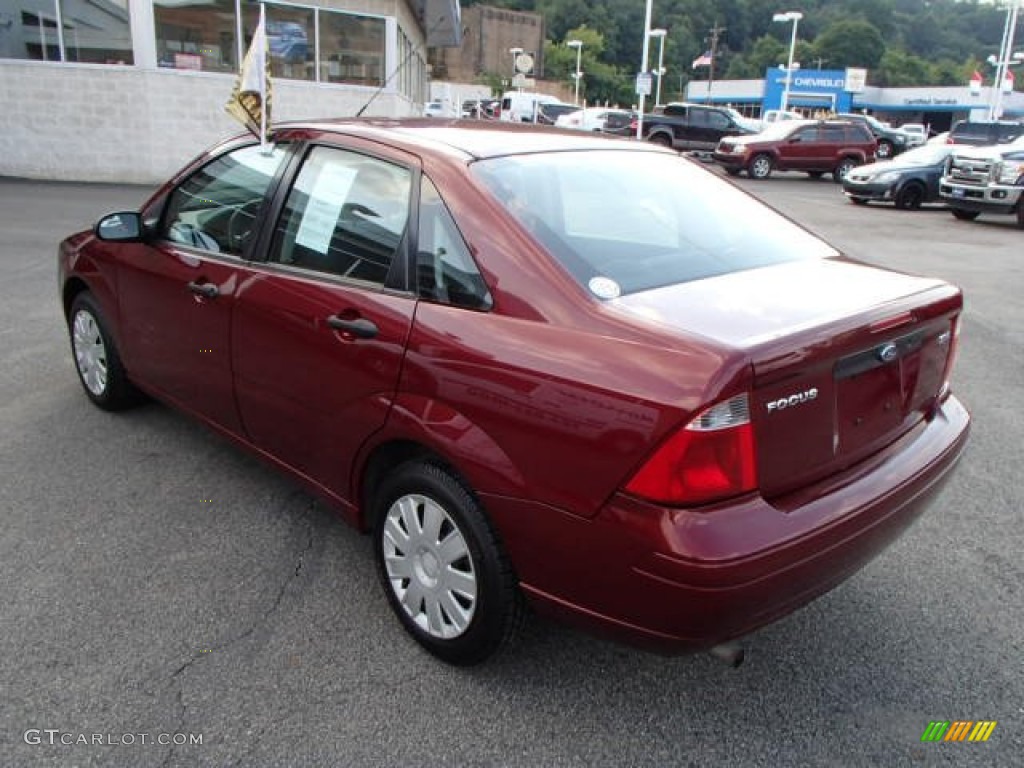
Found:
[484,394,970,654]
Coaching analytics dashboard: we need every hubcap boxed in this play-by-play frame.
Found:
[382,493,477,639]
[72,309,108,396]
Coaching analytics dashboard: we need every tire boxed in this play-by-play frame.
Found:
[895,182,925,210]
[833,157,858,182]
[876,140,894,160]
[68,292,140,411]
[724,168,742,177]
[849,196,869,206]
[648,134,672,148]
[748,153,774,180]
[807,171,825,179]
[951,208,980,221]
[372,461,525,665]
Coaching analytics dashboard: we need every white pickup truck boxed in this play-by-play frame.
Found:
[939,135,1024,228]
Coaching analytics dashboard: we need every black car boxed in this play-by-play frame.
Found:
[600,110,637,136]
[835,113,910,160]
[841,142,955,209]
[947,119,1024,147]
[536,103,579,126]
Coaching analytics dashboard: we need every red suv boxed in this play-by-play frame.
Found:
[714,120,877,180]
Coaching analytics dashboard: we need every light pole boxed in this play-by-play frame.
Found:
[987,0,1021,120]
[509,46,523,91]
[773,11,803,113]
[567,39,583,105]
[636,0,654,139]
[649,28,667,107]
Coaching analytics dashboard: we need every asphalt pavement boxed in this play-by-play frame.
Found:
[0,173,1021,767]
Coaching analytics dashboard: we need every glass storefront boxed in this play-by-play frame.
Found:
[0,0,133,63]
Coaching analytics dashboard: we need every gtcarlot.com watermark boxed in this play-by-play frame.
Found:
[24,729,202,746]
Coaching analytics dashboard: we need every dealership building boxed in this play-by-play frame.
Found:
[0,0,460,182]
[686,67,1024,131]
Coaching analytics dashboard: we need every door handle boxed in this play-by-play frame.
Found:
[327,315,378,339]
[187,281,219,299]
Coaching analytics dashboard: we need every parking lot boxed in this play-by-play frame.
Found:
[1,171,1021,767]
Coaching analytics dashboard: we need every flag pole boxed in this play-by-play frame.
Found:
[259,2,268,153]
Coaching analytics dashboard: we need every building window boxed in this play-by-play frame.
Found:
[320,10,384,87]
[242,2,314,82]
[0,0,132,64]
[154,0,237,73]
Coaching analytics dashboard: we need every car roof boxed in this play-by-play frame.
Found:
[273,118,660,161]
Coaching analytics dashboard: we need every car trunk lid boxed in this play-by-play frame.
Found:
[612,258,961,499]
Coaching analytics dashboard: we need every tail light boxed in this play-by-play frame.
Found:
[625,393,757,506]
[938,315,962,399]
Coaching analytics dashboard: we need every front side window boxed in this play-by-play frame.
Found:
[472,150,836,297]
[162,145,287,255]
[269,147,411,285]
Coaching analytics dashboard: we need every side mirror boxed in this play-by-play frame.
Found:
[95,211,143,242]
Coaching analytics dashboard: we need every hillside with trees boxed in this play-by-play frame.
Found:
[462,0,1019,104]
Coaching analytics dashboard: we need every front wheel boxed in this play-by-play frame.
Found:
[876,140,894,160]
[951,208,980,221]
[373,461,525,665]
[748,153,774,180]
[648,134,672,148]
[895,182,925,210]
[68,292,140,411]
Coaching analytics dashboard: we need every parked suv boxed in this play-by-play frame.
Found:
[946,120,1024,147]
[713,120,877,180]
[836,113,909,159]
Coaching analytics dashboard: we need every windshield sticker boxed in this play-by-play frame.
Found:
[589,276,621,300]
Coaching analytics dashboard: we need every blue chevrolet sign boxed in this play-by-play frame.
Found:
[763,68,854,113]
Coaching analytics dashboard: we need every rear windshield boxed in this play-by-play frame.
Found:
[471,150,836,297]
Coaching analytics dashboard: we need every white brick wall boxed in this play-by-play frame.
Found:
[0,61,416,184]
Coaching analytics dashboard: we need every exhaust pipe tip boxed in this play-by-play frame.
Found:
[709,642,745,668]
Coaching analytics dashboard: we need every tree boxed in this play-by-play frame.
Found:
[813,19,886,70]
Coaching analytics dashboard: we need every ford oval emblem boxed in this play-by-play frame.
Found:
[877,342,899,363]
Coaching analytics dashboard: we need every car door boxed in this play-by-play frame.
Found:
[118,144,290,432]
[778,125,820,170]
[231,143,418,502]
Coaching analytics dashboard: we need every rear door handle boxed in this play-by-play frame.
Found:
[327,315,378,339]
[187,281,219,299]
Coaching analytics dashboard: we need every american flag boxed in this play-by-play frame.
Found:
[692,50,713,69]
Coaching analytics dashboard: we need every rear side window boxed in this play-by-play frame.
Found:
[472,150,836,298]
[269,146,411,285]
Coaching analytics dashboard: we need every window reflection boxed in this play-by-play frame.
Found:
[320,11,384,87]
[0,0,132,63]
[242,2,314,82]
[154,0,237,73]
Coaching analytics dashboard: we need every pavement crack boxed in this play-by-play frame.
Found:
[160,495,316,766]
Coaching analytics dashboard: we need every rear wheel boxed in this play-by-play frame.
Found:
[68,292,140,411]
[648,134,672,148]
[951,208,980,221]
[849,196,869,206]
[748,153,773,180]
[807,171,825,179]
[724,168,742,177]
[833,157,858,182]
[895,182,925,210]
[372,461,525,665]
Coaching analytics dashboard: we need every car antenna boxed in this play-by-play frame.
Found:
[355,16,450,118]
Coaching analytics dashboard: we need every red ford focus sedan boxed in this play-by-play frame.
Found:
[59,120,970,665]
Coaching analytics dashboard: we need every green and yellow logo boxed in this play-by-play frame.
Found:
[921,721,997,742]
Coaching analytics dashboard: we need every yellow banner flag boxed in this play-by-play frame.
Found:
[226,4,272,143]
